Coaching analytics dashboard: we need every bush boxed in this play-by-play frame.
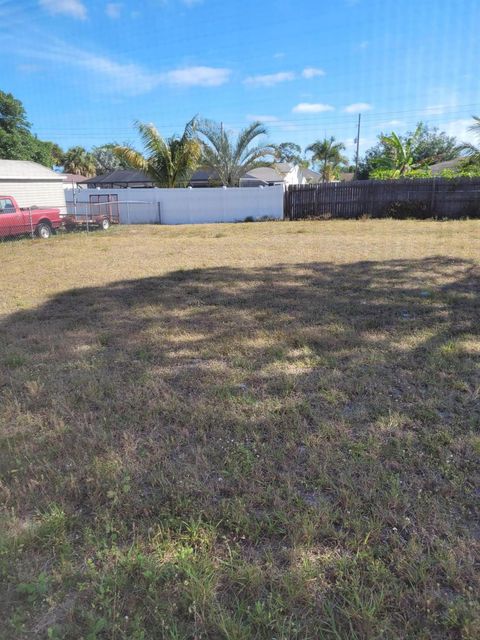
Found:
[382,200,431,219]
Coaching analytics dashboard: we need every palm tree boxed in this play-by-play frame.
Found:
[379,124,424,176]
[114,118,201,188]
[62,146,97,177]
[460,115,480,164]
[196,120,274,186]
[306,137,347,182]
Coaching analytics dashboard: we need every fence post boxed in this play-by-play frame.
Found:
[126,201,130,225]
[430,177,437,216]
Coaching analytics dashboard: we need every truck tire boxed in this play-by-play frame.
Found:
[101,218,110,230]
[36,222,52,239]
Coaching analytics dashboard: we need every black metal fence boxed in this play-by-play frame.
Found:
[285,178,480,220]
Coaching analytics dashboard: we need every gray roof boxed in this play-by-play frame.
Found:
[301,167,322,182]
[190,168,220,183]
[82,169,153,185]
[429,158,463,175]
[0,160,62,181]
[241,167,286,183]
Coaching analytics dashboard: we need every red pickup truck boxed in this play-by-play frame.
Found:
[0,196,62,239]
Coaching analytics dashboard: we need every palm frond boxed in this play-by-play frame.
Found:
[197,119,273,186]
[114,117,200,187]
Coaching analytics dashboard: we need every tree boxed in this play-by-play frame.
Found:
[272,142,305,166]
[459,115,480,165]
[92,143,130,174]
[196,120,274,186]
[359,122,460,179]
[62,146,97,177]
[0,90,30,135]
[413,122,459,164]
[306,136,347,182]
[377,125,424,177]
[114,118,201,188]
[49,142,64,167]
[0,90,59,168]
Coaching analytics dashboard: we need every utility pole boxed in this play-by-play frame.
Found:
[354,113,361,180]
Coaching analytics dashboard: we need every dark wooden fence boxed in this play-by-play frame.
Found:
[285,178,480,220]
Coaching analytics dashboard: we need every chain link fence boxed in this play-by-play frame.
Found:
[0,196,158,243]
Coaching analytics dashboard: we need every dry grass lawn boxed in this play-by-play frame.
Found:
[0,220,479,639]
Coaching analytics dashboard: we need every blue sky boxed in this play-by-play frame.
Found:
[1,0,480,161]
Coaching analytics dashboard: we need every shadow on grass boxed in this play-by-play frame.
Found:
[0,256,479,639]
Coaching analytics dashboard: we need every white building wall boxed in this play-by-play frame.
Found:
[284,166,306,186]
[66,186,284,225]
[0,179,67,210]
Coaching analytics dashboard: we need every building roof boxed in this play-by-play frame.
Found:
[61,173,88,183]
[241,166,286,184]
[301,167,322,182]
[429,158,463,175]
[0,159,62,181]
[189,168,220,184]
[274,162,294,174]
[82,169,153,185]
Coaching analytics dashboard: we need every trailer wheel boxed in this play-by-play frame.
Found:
[101,218,110,230]
[36,222,52,239]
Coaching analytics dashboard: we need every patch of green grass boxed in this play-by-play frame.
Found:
[3,353,27,368]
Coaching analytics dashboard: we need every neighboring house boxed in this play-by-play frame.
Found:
[429,158,463,175]
[61,173,88,190]
[240,163,307,188]
[0,159,66,209]
[300,167,323,184]
[83,169,154,188]
[301,169,354,184]
[189,168,221,187]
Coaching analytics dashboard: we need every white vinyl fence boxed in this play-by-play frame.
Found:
[66,186,284,225]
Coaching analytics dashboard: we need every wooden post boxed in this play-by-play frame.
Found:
[430,177,436,216]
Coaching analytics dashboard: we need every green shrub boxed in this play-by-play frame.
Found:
[383,200,431,219]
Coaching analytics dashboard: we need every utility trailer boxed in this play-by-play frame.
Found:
[63,198,120,231]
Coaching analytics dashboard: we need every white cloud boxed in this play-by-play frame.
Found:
[105,3,121,19]
[246,114,279,123]
[75,52,161,94]
[344,102,372,113]
[358,40,369,50]
[302,67,325,79]
[244,72,295,87]
[273,52,285,59]
[292,103,334,114]
[182,0,203,5]
[386,119,405,126]
[39,0,87,19]
[11,39,231,94]
[163,66,231,87]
